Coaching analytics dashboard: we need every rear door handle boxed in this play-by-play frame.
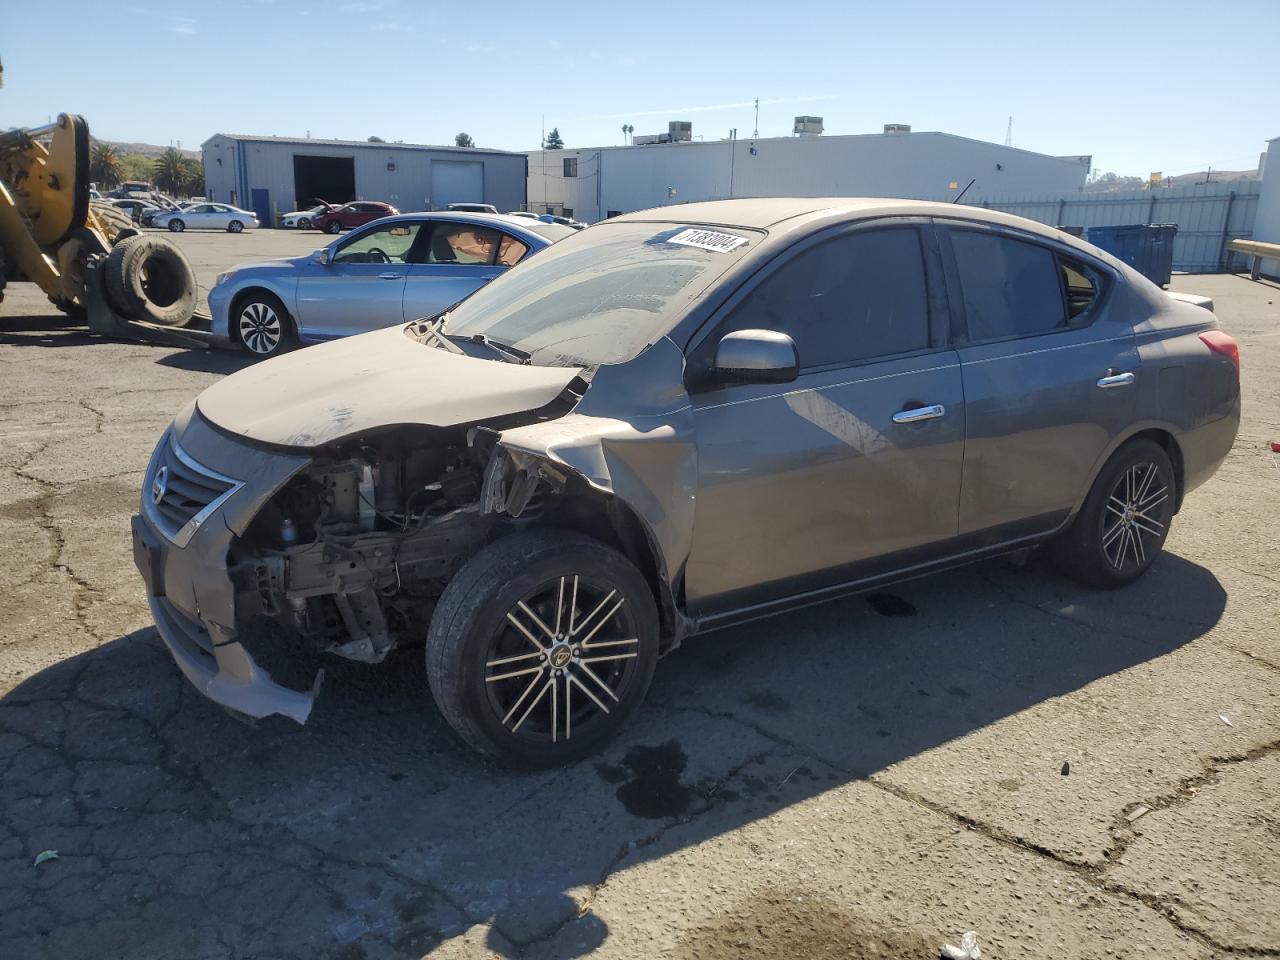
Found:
[1096,371,1135,389]
[379,272,402,280]
[892,403,946,424]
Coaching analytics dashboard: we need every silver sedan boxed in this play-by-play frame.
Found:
[207,212,575,357]
[152,203,259,233]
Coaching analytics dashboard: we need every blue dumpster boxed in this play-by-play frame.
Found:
[1086,224,1177,287]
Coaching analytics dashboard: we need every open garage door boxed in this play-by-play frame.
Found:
[293,155,355,207]
[431,160,484,210]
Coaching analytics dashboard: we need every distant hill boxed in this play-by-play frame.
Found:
[1162,168,1257,187]
[92,139,199,159]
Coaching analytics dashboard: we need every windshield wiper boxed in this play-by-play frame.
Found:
[415,315,464,355]
[468,333,531,365]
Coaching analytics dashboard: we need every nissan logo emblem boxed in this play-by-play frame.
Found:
[151,465,169,505]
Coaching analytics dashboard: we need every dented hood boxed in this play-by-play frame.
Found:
[196,325,582,449]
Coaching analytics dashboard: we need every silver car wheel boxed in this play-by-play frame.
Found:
[238,301,282,355]
[1101,462,1171,572]
[484,574,640,744]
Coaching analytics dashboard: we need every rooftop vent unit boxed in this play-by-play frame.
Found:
[794,116,824,136]
[633,121,693,146]
[884,123,911,134]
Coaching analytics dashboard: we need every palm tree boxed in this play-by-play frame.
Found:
[179,158,204,198]
[152,147,187,195]
[90,142,123,189]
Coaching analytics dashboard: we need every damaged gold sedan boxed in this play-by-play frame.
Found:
[132,199,1239,765]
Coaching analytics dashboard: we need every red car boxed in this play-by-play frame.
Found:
[312,200,400,234]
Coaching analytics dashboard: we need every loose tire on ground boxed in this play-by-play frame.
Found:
[102,235,197,327]
[427,529,660,767]
[1054,438,1176,589]
[88,200,136,245]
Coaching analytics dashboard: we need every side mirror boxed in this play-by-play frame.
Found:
[713,329,799,384]
[312,248,330,266]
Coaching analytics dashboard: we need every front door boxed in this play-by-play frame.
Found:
[402,222,510,321]
[940,224,1139,539]
[685,223,965,617]
[295,221,422,339]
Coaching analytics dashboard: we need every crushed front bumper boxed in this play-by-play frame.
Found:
[132,403,315,723]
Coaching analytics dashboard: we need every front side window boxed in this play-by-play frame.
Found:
[950,230,1067,341]
[427,225,502,264]
[724,227,931,370]
[333,223,421,264]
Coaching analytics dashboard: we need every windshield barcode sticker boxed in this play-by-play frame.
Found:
[665,228,748,253]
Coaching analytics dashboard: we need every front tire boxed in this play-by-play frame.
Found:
[234,291,295,359]
[427,530,660,767]
[298,217,311,230]
[1056,439,1176,588]
[227,220,244,233]
[168,219,185,233]
[325,220,342,234]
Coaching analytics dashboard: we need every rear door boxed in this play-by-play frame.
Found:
[685,221,966,616]
[940,222,1138,539]
[295,221,422,338]
[402,222,520,321]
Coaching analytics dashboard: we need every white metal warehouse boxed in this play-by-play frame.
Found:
[202,134,528,226]
[527,121,1091,223]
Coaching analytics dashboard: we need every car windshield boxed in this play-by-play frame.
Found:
[434,221,761,368]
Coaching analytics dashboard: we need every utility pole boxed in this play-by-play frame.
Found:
[1004,116,1012,147]
[729,128,737,199]
[752,98,759,139]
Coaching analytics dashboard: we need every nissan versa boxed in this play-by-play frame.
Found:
[132,199,1241,766]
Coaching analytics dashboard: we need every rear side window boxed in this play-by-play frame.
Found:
[950,231,1066,341]
[726,227,931,369]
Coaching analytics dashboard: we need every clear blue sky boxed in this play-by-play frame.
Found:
[4,0,1276,176]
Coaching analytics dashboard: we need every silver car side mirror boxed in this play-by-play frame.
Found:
[713,329,799,384]
[312,248,330,266]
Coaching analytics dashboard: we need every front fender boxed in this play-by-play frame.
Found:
[489,338,697,621]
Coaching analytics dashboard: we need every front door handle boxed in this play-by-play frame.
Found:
[1097,371,1135,389]
[379,272,402,280]
[892,403,946,424]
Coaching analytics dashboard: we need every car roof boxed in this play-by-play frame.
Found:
[356,211,566,243]
[609,196,1117,264]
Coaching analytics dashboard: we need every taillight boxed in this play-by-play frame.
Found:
[1199,330,1240,375]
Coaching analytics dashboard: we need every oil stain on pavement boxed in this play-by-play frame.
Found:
[597,741,694,819]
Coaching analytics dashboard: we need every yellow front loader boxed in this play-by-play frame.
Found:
[0,113,205,345]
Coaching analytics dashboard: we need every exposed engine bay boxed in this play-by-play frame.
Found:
[227,426,573,664]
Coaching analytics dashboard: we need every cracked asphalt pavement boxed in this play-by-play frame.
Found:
[2,231,1278,959]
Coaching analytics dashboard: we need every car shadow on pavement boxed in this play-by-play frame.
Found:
[0,551,1226,959]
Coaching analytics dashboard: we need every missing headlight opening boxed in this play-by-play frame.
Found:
[230,428,570,665]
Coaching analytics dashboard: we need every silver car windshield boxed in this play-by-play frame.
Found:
[440,222,762,367]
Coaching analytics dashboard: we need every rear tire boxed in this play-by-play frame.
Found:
[1055,439,1176,588]
[233,291,295,359]
[427,530,660,767]
[168,219,185,233]
[325,220,342,234]
[102,236,197,327]
[227,220,244,234]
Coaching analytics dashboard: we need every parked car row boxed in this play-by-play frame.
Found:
[134,197,1241,766]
